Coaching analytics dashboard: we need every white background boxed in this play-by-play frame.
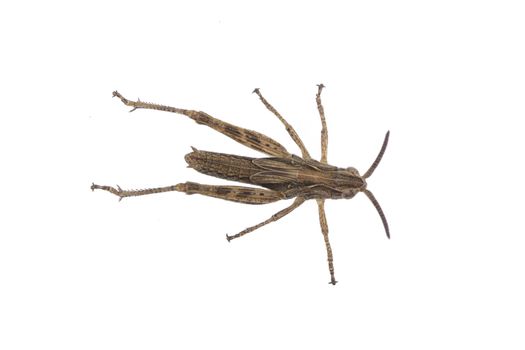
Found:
[1,1,524,349]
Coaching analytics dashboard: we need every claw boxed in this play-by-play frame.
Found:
[252,88,260,94]
[91,183,103,191]
[115,185,124,201]
[226,234,232,242]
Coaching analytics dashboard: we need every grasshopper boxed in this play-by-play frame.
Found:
[91,85,390,285]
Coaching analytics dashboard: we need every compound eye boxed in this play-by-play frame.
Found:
[346,167,360,176]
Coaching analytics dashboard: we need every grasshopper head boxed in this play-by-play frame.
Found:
[358,131,390,239]
[340,166,367,197]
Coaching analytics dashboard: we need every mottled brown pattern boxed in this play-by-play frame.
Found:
[93,86,390,285]
[178,182,284,204]
[185,150,259,185]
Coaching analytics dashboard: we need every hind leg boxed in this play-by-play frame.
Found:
[91,181,284,205]
[112,91,290,157]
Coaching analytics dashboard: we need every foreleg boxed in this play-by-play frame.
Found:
[315,84,328,164]
[317,199,337,285]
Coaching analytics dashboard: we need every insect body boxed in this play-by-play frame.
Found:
[92,85,390,285]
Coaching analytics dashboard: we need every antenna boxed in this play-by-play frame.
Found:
[363,189,390,239]
[363,131,390,179]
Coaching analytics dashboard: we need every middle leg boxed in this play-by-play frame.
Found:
[226,197,305,241]
[253,88,312,160]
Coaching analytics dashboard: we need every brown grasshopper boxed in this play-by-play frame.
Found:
[91,85,390,285]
